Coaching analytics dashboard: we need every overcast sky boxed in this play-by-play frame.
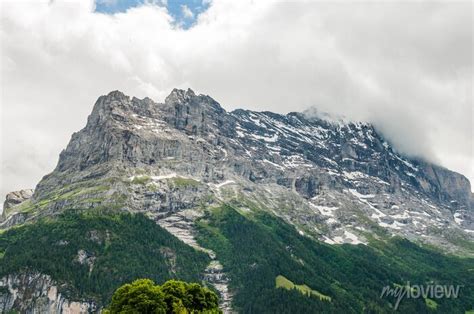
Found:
[0,0,473,202]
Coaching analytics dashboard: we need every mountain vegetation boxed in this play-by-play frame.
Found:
[196,205,474,313]
[105,278,220,313]
[0,210,210,305]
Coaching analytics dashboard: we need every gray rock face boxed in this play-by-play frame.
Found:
[6,89,474,247]
[30,89,473,209]
[2,88,473,312]
[3,189,33,211]
[1,189,33,224]
[0,272,96,313]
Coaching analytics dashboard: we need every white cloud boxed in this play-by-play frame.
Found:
[0,0,472,201]
[181,4,194,19]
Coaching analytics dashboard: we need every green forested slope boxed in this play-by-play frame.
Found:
[196,205,474,313]
[0,206,472,313]
[0,210,210,305]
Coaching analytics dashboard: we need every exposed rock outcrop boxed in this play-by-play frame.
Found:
[3,189,33,211]
[0,272,96,313]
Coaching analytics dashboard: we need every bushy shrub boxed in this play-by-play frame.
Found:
[106,279,220,313]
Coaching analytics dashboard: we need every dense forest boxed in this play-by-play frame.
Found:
[0,206,473,313]
[0,210,210,305]
[196,205,474,313]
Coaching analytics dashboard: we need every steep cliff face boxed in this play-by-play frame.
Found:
[418,162,473,208]
[1,89,473,312]
[0,272,96,313]
[3,89,473,249]
[31,89,472,207]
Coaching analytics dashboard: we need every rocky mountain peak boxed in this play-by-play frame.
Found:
[162,88,228,136]
[165,88,196,104]
[86,90,132,126]
[105,90,129,101]
[3,88,473,256]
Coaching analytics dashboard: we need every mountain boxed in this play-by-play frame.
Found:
[1,89,473,313]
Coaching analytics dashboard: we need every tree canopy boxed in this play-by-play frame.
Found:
[106,279,220,313]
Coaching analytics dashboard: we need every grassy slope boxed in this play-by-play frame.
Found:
[0,210,210,305]
[196,205,474,313]
[275,275,331,302]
